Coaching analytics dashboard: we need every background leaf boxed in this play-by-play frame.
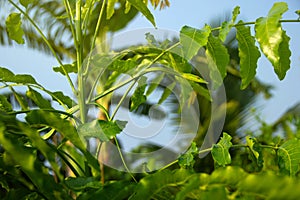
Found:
[5,13,24,44]
[236,21,261,89]
[219,6,240,42]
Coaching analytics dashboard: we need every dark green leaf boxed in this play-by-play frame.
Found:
[127,0,156,27]
[236,21,261,89]
[211,132,232,166]
[64,177,102,191]
[158,81,176,104]
[53,62,77,75]
[26,87,52,109]
[206,33,230,89]
[130,76,147,111]
[78,119,127,142]
[0,95,12,112]
[51,91,75,108]
[5,13,25,44]
[255,2,290,80]
[179,25,210,60]
[277,138,300,176]
[219,6,240,42]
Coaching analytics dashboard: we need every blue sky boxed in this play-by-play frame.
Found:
[0,0,299,125]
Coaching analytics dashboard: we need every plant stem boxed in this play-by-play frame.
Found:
[8,0,76,95]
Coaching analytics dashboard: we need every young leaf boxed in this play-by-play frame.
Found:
[206,33,230,89]
[127,0,156,27]
[211,132,232,166]
[219,6,240,42]
[78,120,127,142]
[158,81,176,104]
[255,2,290,80]
[246,136,264,169]
[130,76,147,112]
[236,21,261,89]
[107,0,118,19]
[5,13,25,44]
[277,138,300,176]
[179,25,210,60]
[178,142,198,169]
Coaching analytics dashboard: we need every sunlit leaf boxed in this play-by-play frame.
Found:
[130,76,147,111]
[211,132,232,166]
[5,13,25,44]
[206,33,229,89]
[255,2,290,80]
[182,73,207,84]
[107,0,118,19]
[78,119,127,142]
[179,25,210,60]
[127,0,156,27]
[219,6,240,42]
[125,1,132,14]
[178,142,198,169]
[236,21,261,89]
[277,138,300,176]
[26,87,52,109]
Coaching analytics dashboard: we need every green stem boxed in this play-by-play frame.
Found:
[114,136,137,183]
[63,0,78,50]
[8,0,76,94]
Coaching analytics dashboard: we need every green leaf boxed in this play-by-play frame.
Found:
[0,95,12,112]
[206,33,230,89]
[190,82,211,101]
[211,132,232,166]
[78,120,127,142]
[0,67,38,85]
[53,62,77,75]
[146,72,165,96]
[130,169,193,200]
[64,177,102,191]
[179,25,211,60]
[108,59,137,74]
[107,0,118,19]
[236,21,261,89]
[158,81,176,104]
[10,87,29,110]
[51,91,75,108]
[19,0,34,8]
[246,136,264,169]
[5,13,25,44]
[127,0,156,27]
[182,73,207,84]
[0,67,14,80]
[219,6,240,42]
[145,32,159,47]
[26,87,52,109]
[25,110,85,150]
[255,2,290,80]
[277,138,300,176]
[178,142,198,169]
[130,76,147,111]
[125,1,132,14]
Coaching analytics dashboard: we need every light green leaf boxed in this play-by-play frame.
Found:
[219,6,240,42]
[277,138,300,176]
[0,95,12,112]
[246,136,264,169]
[190,82,211,101]
[0,67,38,85]
[108,59,137,74]
[178,142,198,169]
[107,0,118,19]
[206,33,229,89]
[26,87,52,109]
[179,25,210,60]
[53,62,77,75]
[125,1,132,14]
[211,132,232,166]
[127,0,156,27]
[25,110,85,150]
[0,67,14,80]
[78,120,127,142]
[130,76,147,111]
[182,73,207,84]
[236,21,261,89]
[158,81,176,104]
[5,13,25,44]
[255,2,290,80]
[19,0,34,8]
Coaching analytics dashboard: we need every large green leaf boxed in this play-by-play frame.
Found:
[130,76,147,112]
[78,119,127,142]
[236,21,261,89]
[219,6,240,42]
[5,13,25,44]
[26,87,52,109]
[127,0,156,27]
[179,25,210,60]
[255,2,290,80]
[211,132,232,166]
[206,33,229,89]
[277,138,300,176]
[0,67,38,85]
